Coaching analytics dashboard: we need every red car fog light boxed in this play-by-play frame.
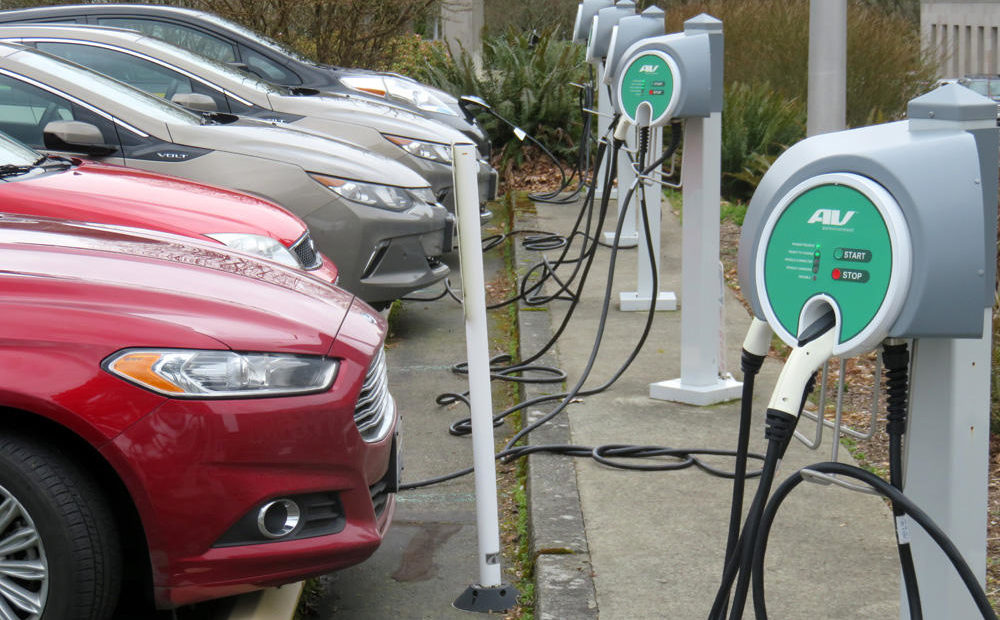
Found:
[258,499,301,539]
[214,491,345,547]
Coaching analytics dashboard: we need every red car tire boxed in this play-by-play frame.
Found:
[0,434,122,619]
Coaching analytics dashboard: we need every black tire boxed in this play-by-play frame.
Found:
[0,434,122,620]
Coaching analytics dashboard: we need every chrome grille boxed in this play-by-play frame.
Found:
[290,232,321,270]
[354,347,393,442]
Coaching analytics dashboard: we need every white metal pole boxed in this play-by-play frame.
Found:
[619,125,676,311]
[451,143,505,593]
[807,0,847,136]
[649,113,740,405]
[900,312,991,619]
[604,122,638,247]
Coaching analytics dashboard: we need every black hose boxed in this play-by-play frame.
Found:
[721,349,765,599]
[748,462,998,620]
[883,341,922,619]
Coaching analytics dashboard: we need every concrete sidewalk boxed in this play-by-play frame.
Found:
[517,194,901,619]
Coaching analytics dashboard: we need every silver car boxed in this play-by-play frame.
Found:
[0,24,498,216]
[0,41,451,305]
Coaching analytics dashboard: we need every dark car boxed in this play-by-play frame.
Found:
[0,3,491,155]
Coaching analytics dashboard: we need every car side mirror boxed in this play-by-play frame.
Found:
[171,92,218,112]
[459,95,491,113]
[43,121,117,156]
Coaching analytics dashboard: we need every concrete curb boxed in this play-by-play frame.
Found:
[224,582,302,620]
[515,220,599,620]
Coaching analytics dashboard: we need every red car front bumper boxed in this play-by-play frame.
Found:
[102,348,398,608]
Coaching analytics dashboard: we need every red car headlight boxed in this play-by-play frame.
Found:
[103,349,338,398]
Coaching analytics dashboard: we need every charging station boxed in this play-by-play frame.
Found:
[603,6,673,311]
[611,15,742,404]
[737,83,998,619]
[575,0,618,203]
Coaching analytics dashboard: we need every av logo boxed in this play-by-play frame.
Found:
[638,64,658,73]
[807,209,856,226]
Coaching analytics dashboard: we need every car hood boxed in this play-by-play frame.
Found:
[0,214,357,355]
[268,92,472,145]
[166,119,430,187]
[0,159,309,247]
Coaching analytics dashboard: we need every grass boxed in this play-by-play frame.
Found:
[484,191,536,619]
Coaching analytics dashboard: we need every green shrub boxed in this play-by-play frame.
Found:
[721,82,806,202]
[419,29,588,164]
[383,34,450,78]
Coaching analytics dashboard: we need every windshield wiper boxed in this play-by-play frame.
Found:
[0,155,73,179]
[0,164,34,178]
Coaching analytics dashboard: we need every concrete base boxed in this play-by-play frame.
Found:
[648,373,743,406]
[602,230,638,248]
[618,291,677,312]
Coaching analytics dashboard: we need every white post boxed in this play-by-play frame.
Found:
[594,61,617,201]
[900,311,990,619]
[649,112,741,405]
[604,122,638,247]
[807,0,847,136]
[619,125,676,311]
[451,143,517,612]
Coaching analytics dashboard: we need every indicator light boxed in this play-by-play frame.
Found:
[832,268,842,280]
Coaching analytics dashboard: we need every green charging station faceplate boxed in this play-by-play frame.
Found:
[617,50,679,126]
[756,173,912,357]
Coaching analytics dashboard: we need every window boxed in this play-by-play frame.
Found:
[96,17,237,63]
[35,42,228,112]
[0,73,117,149]
[240,46,301,85]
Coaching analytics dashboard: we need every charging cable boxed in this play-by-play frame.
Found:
[711,310,838,620]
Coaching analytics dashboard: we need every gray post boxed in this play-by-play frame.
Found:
[807,0,847,136]
[649,15,741,405]
[441,0,484,65]
[902,322,990,619]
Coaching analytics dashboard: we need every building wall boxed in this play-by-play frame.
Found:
[922,1,1000,78]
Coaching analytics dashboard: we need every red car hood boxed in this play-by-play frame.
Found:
[0,215,363,355]
[0,159,309,248]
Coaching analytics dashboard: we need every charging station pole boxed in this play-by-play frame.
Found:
[451,143,518,613]
[588,2,636,229]
[646,16,741,405]
[604,122,638,247]
[896,90,997,619]
[594,61,616,202]
[618,125,677,311]
[903,324,990,619]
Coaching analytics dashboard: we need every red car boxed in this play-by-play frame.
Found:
[0,215,398,615]
[0,131,340,284]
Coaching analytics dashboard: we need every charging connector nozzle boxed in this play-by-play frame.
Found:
[767,311,837,419]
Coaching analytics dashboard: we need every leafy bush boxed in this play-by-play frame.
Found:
[721,82,805,202]
[186,0,438,69]
[383,34,450,78]
[483,0,581,37]
[419,29,589,164]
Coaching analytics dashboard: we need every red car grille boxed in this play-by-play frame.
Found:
[354,347,392,442]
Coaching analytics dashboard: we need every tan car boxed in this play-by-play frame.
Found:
[0,23,498,216]
[0,40,452,305]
